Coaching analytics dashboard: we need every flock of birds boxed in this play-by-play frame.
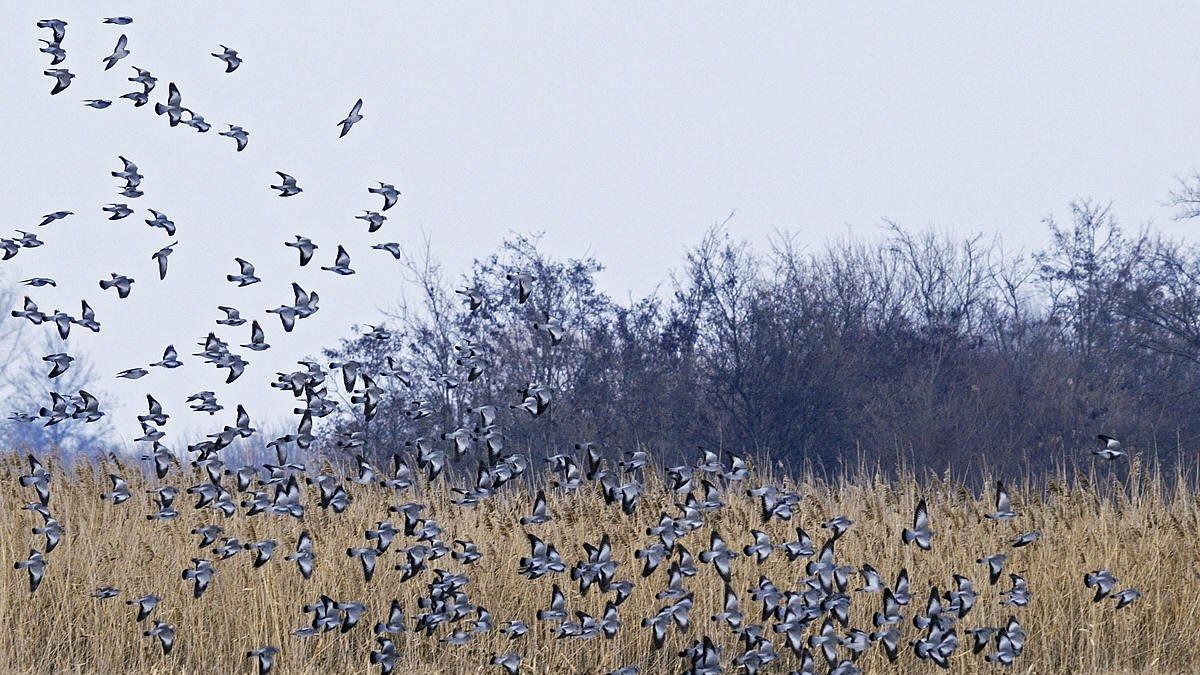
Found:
[12,15,1142,675]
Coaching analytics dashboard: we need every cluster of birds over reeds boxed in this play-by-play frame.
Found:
[11,15,1142,675]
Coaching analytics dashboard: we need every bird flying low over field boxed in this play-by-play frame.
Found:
[1093,434,1126,460]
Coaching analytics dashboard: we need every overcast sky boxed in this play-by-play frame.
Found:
[3,2,1200,446]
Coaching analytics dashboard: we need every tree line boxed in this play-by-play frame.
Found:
[321,194,1200,477]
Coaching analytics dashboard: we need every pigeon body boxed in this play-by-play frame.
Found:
[154,82,185,125]
[321,245,355,275]
[1093,434,1126,460]
[271,172,301,197]
[247,647,279,675]
[901,498,933,550]
[212,45,242,72]
[152,242,177,279]
[44,68,74,94]
[104,203,132,220]
[227,258,261,286]
[338,98,363,137]
[220,124,249,151]
[286,236,318,265]
[368,182,399,210]
[102,34,129,70]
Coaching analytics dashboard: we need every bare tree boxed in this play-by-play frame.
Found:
[1168,172,1200,221]
[0,302,112,455]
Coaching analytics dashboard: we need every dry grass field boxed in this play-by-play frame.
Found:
[0,453,1195,674]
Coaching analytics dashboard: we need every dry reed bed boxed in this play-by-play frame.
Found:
[0,454,1195,674]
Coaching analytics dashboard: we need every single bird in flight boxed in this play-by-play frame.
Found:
[212,45,242,72]
[338,98,363,137]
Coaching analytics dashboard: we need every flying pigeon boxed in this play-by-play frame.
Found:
[183,111,211,133]
[44,68,74,94]
[129,67,156,89]
[145,210,176,235]
[506,272,535,304]
[99,273,134,298]
[227,258,261,286]
[371,242,403,259]
[102,34,129,70]
[37,19,67,43]
[368,182,400,211]
[127,594,160,621]
[39,39,66,64]
[338,98,363,137]
[150,345,182,369]
[1113,588,1141,609]
[246,647,279,675]
[14,550,46,592]
[286,235,318,266]
[143,620,175,654]
[1093,434,1125,460]
[38,211,72,226]
[154,82,184,125]
[985,481,1017,521]
[219,124,249,151]
[270,172,301,197]
[214,306,245,327]
[1084,569,1118,602]
[901,498,933,551]
[321,245,355,275]
[151,242,177,280]
[211,45,242,72]
[100,474,132,504]
[356,210,386,232]
[43,353,73,378]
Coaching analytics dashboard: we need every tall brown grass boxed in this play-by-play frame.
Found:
[0,453,1194,674]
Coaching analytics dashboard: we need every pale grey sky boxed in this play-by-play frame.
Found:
[3,2,1199,445]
